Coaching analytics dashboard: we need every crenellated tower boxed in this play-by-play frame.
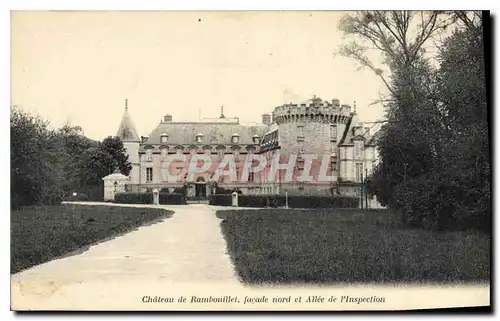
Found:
[272,96,354,155]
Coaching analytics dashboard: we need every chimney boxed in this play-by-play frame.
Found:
[163,114,172,122]
[262,113,271,125]
[341,104,351,114]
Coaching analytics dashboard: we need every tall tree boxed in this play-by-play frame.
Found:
[341,11,489,230]
[100,136,132,176]
[11,107,61,207]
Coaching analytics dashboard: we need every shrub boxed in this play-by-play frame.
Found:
[209,194,233,206]
[159,193,187,205]
[114,192,152,204]
[62,186,104,202]
[209,194,358,208]
[391,171,490,231]
[114,192,187,205]
[173,186,187,195]
[215,187,233,194]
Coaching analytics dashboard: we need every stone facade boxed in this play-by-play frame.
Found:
[115,97,379,199]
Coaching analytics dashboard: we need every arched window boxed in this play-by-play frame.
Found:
[231,133,239,144]
[160,133,169,143]
[195,133,204,143]
[252,135,260,144]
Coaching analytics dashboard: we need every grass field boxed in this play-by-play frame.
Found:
[11,204,173,274]
[217,209,490,284]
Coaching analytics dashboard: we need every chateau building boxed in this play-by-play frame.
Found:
[115,96,379,199]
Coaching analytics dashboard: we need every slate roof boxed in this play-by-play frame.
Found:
[102,171,130,181]
[116,108,140,142]
[143,122,268,146]
[338,113,377,147]
[338,114,354,146]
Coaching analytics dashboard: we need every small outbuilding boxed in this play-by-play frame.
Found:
[102,169,131,201]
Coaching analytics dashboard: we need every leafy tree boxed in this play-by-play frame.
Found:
[11,109,133,206]
[11,107,62,207]
[55,123,98,195]
[341,11,489,230]
[80,147,117,186]
[100,136,132,176]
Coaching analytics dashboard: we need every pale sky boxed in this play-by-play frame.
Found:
[11,11,386,140]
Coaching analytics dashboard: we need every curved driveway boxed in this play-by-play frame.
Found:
[11,202,245,310]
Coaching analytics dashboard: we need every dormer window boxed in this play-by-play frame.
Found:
[231,133,240,144]
[195,133,204,143]
[252,135,260,144]
[160,133,168,143]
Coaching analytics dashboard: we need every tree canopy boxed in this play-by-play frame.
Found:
[340,11,489,230]
[11,107,132,208]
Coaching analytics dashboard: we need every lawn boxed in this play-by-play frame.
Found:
[217,209,490,284]
[11,204,173,274]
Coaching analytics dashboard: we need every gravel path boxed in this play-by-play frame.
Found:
[11,203,245,310]
[11,202,489,311]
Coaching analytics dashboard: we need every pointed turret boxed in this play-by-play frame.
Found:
[116,98,140,142]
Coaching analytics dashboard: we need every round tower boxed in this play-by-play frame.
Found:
[272,96,353,156]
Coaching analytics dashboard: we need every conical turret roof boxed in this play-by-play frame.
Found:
[116,100,140,142]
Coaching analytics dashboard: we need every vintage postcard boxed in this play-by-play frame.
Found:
[10,10,490,311]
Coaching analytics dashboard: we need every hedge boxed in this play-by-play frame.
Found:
[209,194,358,208]
[391,172,490,231]
[159,193,187,205]
[114,192,187,205]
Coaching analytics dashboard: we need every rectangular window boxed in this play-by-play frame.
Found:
[354,140,363,158]
[146,168,153,182]
[161,148,167,157]
[218,150,225,159]
[297,158,304,170]
[355,163,363,183]
[249,172,254,182]
[331,161,337,172]
[146,149,152,161]
[297,140,304,154]
[330,125,337,141]
[331,141,336,153]
[297,125,304,139]
[176,148,182,155]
